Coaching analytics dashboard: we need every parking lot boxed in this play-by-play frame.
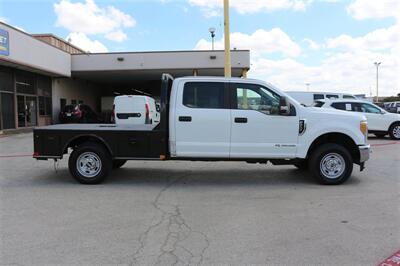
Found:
[0,132,399,265]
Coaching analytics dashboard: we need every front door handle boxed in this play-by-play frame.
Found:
[234,117,248,123]
[179,116,192,122]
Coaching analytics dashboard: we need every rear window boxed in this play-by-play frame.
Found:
[183,82,225,109]
[63,105,77,112]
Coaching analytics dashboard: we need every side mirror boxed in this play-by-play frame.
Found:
[279,96,290,116]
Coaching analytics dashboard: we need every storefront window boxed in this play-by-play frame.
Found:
[39,96,52,116]
[0,67,13,92]
[37,75,51,96]
[16,70,36,95]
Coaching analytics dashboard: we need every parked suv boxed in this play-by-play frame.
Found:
[59,104,101,124]
[387,102,400,114]
[315,99,400,139]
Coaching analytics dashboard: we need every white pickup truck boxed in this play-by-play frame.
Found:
[33,74,370,185]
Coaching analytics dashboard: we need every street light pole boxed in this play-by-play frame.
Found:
[374,62,381,103]
[224,0,231,77]
[209,27,216,50]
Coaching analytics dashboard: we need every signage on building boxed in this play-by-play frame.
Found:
[0,28,9,56]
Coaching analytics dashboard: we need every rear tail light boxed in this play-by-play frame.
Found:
[33,152,39,157]
[145,103,151,124]
[74,109,82,118]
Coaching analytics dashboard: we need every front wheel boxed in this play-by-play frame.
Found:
[389,123,400,140]
[309,143,353,185]
[69,142,112,184]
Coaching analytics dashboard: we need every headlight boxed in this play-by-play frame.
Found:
[360,121,368,135]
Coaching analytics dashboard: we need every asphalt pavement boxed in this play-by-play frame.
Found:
[0,133,399,265]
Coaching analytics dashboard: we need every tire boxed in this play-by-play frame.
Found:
[389,123,400,140]
[112,159,127,169]
[294,160,308,170]
[68,142,112,184]
[309,143,353,185]
[374,133,386,138]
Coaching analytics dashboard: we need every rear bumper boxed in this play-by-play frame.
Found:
[358,144,371,163]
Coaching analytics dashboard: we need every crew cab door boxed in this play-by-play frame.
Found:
[229,82,299,158]
[174,81,230,157]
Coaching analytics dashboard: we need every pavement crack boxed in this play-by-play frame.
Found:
[130,172,209,266]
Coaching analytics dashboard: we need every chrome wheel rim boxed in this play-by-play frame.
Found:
[393,126,400,139]
[76,152,102,178]
[320,153,345,179]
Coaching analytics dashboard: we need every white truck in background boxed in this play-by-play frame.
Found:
[286,91,357,106]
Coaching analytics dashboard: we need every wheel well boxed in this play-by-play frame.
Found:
[63,135,113,156]
[307,133,359,162]
[389,121,400,131]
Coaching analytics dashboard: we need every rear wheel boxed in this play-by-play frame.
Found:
[69,142,112,184]
[112,159,127,169]
[389,123,400,140]
[309,143,353,185]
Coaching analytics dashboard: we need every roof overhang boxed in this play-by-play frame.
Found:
[71,50,250,84]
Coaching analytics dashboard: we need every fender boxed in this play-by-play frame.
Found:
[296,124,363,159]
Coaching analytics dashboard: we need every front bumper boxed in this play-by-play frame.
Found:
[358,144,371,163]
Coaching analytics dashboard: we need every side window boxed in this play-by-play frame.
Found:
[331,102,346,110]
[351,103,362,112]
[326,94,339,99]
[234,83,281,115]
[313,94,324,100]
[361,103,381,114]
[183,82,225,109]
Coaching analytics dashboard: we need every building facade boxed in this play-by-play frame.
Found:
[0,22,250,131]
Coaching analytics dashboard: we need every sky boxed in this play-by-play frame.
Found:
[0,0,399,96]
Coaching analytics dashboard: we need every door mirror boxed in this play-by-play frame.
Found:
[279,96,290,116]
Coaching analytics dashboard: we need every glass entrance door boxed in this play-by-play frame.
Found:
[17,95,25,127]
[26,96,37,127]
[17,95,37,127]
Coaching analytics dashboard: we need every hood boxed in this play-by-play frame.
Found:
[384,112,400,120]
[305,107,367,121]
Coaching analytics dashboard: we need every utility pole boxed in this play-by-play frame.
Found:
[224,0,231,77]
[374,62,381,103]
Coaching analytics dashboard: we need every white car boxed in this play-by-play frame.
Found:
[113,95,160,125]
[314,99,400,140]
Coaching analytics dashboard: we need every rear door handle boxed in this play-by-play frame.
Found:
[179,116,192,122]
[234,117,248,123]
